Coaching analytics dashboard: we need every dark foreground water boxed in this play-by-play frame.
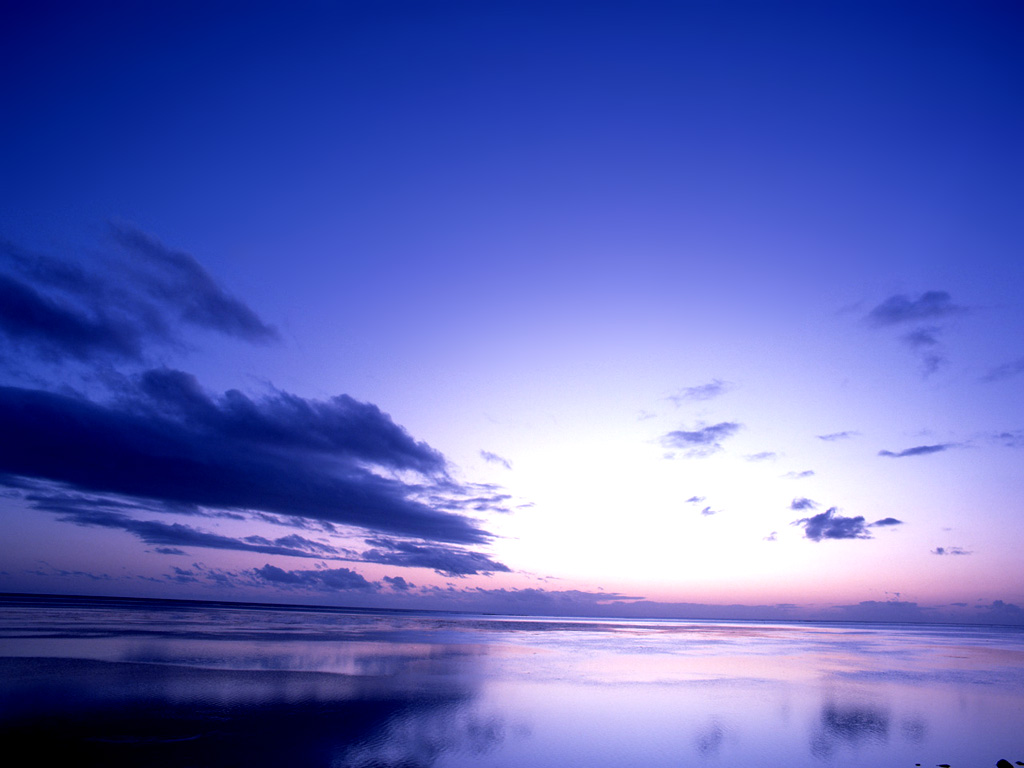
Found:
[1,595,1022,767]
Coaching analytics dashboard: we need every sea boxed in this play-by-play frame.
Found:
[1,594,1021,767]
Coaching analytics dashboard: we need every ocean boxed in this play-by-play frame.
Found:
[1,594,1021,767]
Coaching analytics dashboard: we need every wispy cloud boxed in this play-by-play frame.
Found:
[864,291,967,376]
[817,431,859,442]
[661,422,741,457]
[932,546,971,556]
[783,470,815,479]
[361,537,510,577]
[480,450,512,470]
[668,379,731,405]
[878,443,953,458]
[744,451,776,462]
[866,291,966,327]
[792,508,903,541]
[981,357,1024,383]
[0,227,277,367]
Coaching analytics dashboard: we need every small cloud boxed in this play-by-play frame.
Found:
[878,444,952,458]
[866,291,966,327]
[685,496,705,504]
[871,517,903,527]
[383,575,414,591]
[699,506,717,516]
[479,450,512,470]
[661,422,741,457]
[993,430,1024,448]
[790,497,817,511]
[783,470,815,479]
[744,451,776,462]
[254,564,375,591]
[763,531,778,542]
[981,357,1024,383]
[932,546,971,556]
[817,431,859,442]
[668,379,731,405]
[793,507,872,541]
[153,547,186,555]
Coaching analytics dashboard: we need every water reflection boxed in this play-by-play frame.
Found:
[810,702,890,758]
[2,597,1024,768]
[0,656,503,768]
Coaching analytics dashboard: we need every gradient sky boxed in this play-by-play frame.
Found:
[2,0,1022,624]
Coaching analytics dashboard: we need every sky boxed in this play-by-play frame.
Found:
[1,0,1023,624]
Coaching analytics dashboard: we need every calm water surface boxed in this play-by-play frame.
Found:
[1,595,1022,767]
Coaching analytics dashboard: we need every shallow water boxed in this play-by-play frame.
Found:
[1,595,1021,767]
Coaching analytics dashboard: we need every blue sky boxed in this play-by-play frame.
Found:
[1,0,1023,624]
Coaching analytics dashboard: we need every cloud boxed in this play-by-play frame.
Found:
[993,430,1024,448]
[41,506,337,559]
[383,575,413,591]
[661,422,741,457]
[976,600,1024,622]
[479,450,512,470]
[783,470,815,479]
[361,537,510,577]
[790,497,817,511]
[871,517,903,527]
[817,431,859,442]
[763,531,778,541]
[254,564,375,591]
[744,451,776,462]
[0,375,491,545]
[668,379,731,404]
[793,507,871,541]
[866,291,966,327]
[109,224,279,343]
[0,228,277,368]
[932,546,971,555]
[684,496,705,504]
[699,506,717,516]
[878,444,952,458]
[982,357,1024,383]
[0,272,144,361]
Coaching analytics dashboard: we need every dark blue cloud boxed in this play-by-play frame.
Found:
[110,225,278,343]
[790,497,817,511]
[793,508,871,541]
[878,444,952,458]
[383,575,413,591]
[0,228,277,369]
[866,291,966,327]
[0,380,489,544]
[793,508,903,541]
[361,537,510,577]
[254,564,375,591]
[0,272,143,361]
[35,505,336,559]
[661,422,741,457]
